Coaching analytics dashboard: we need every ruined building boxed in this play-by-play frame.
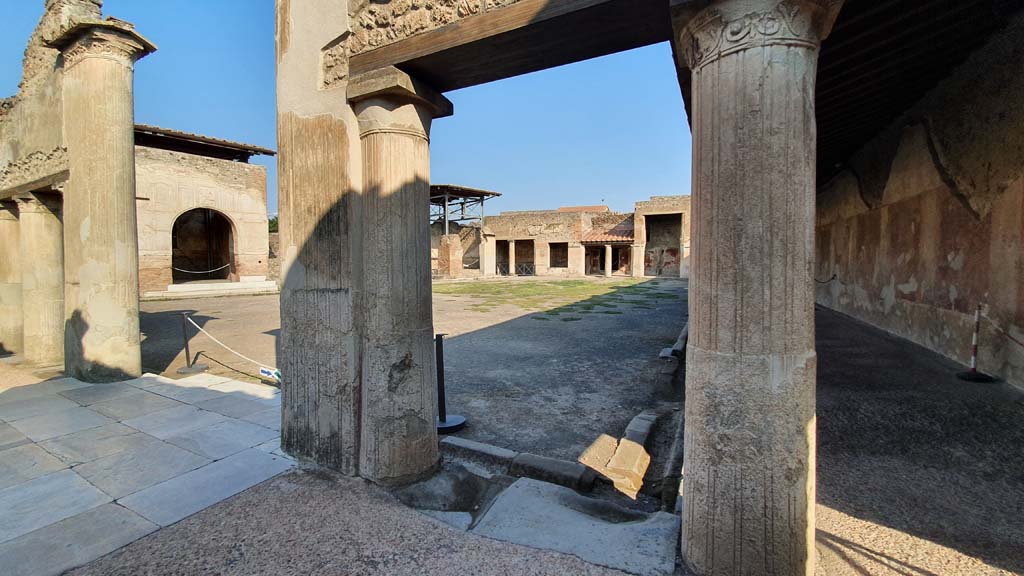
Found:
[2,1,1023,575]
[438,195,691,279]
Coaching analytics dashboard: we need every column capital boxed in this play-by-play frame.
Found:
[348,67,453,139]
[48,20,157,70]
[673,0,843,70]
[14,193,61,215]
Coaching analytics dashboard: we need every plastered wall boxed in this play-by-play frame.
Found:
[815,14,1024,388]
[134,146,269,291]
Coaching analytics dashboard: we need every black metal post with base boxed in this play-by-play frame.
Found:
[435,333,466,434]
[176,311,209,375]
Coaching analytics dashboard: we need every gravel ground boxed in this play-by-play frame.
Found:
[68,468,630,576]
[814,307,1024,576]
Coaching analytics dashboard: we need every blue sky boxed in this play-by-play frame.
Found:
[1,0,691,215]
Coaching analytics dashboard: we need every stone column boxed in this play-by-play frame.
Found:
[349,67,452,484]
[276,0,362,474]
[604,244,613,277]
[0,202,22,356]
[480,230,495,277]
[630,244,645,277]
[508,239,516,276]
[568,243,586,277]
[16,194,64,367]
[50,22,155,381]
[672,2,842,575]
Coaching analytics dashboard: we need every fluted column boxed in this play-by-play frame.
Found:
[16,194,64,367]
[50,22,155,382]
[672,1,843,575]
[0,202,22,356]
[349,67,452,484]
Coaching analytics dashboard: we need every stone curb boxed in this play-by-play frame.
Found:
[509,453,597,492]
[440,436,519,466]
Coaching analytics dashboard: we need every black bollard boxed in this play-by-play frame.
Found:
[176,311,209,375]
[435,333,466,434]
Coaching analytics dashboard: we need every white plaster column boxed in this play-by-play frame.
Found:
[16,194,64,367]
[480,230,495,277]
[568,243,585,277]
[508,239,516,276]
[0,202,22,356]
[349,67,452,484]
[604,244,613,277]
[51,22,155,381]
[672,1,842,575]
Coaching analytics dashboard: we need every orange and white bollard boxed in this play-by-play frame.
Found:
[957,303,995,383]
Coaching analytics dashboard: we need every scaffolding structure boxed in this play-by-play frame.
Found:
[430,184,501,235]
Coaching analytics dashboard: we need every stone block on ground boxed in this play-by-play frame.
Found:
[88,390,184,421]
[39,423,152,466]
[196,395,274,419]
[0,503,156,576]
[73,438,210,499]
[58,383,142,406]
[509,452,596,492]
[119,448,294,526]
[0,379,91,406]
[0,443,67,490]
[0,422,29,452]
[577,433,618,474]
[240,408,280,430]
[9,407,112,442]
[0,395,80,422]
[165,418,278,460]
[441,436,518,467]
[122,405,226,439]
[0,469,111,544]
[472,478,679,576]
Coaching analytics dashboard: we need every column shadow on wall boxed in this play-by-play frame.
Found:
[815,307,1024,574]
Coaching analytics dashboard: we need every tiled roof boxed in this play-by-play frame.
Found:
[583,223,634,244]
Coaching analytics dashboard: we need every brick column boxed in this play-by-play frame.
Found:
[672,1,843,574]
[349,67,452,484]
[51,21,155,381]
[16,194,64,367]
[0,202,21,356]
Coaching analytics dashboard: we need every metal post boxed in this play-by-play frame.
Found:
[957,303,995,382]
[176,311,209,375]
[435,333,466,433]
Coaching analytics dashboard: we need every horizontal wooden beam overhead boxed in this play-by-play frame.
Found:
[350,0,672,92]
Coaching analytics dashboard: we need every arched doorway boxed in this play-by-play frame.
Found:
[171,208,234,283]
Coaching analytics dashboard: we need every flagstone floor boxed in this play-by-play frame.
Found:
[0,372,292,576]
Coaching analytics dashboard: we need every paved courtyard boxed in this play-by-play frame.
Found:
[0,371,291,576]
[141,278,689,460]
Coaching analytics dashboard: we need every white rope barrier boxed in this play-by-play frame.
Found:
[173,263,231,274]
[186,317,281,382]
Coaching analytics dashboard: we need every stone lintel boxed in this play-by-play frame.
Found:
[47,18,157,66]
[13,192,62,213]
[347,66,454,119]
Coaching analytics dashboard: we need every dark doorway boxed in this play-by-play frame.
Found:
[585,245,604,275]
[171,208,234,283]
[496,240,510,275]
[644,213,681,277]
[515,240,536,276]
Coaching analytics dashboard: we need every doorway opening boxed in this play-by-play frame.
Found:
[171,208,235,283]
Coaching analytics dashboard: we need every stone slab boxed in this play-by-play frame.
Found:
[254,438,280,453]
[0,469,111,544]
[130,373,212,391]
[0,379,92,406]
[196,395,275,419]
[122,405,226,439]
[420,510,473,531]
[239,407,280,430]
[139,381,224,404]
[119,448,294,526]
[165,418,278,460]
[0,503,156,576]
[441,436,519,463]
[176,374,232,387]
[472,478,679,576]
[38,423,153,466]
[0,395,81,422]
[88,390,184,421]
[509,452,596,492]
[9,407,113,442]
[73,438,210,499]
[58,383,143,406]
[0,422,29,451]
[0,443,67,490]
[208,380,279,402]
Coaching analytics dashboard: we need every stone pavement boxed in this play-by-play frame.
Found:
[0,372,293,576]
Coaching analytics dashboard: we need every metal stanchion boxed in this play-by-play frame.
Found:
[435,333,466,434]
[957,303,995,383]
[176,311,209,375]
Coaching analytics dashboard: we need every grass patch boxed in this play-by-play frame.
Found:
[433,278,649,313]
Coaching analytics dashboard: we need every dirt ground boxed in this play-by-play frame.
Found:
[87,284,1024,575]
[140,278,687,461]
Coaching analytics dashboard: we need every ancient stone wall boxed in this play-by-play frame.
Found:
[134,146,269,292]
[815,13,1024,388]
[0,0,101,197]
[347,0,524,55]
